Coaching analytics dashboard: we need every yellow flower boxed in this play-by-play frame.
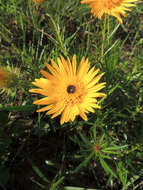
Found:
[80,0,139,24]
[32,0,44,4]
[29,55,106,125]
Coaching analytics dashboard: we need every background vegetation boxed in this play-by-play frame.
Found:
[0,0,143,189]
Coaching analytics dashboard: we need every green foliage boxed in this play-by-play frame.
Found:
[0,0,143,189]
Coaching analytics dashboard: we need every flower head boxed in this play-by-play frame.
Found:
[29,55,106,125]
[81,0,139,24]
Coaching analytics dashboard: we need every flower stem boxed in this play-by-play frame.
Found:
[107,15,110,45]
[101,15,107,64]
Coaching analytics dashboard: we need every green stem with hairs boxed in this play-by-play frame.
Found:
[107,15,110,45]
[101,15,107,64]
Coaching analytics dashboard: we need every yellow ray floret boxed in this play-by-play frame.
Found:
[81,0,139,24]
[29,55,106,124]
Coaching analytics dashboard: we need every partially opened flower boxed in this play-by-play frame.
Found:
[29,55,106,124]
[80,0,139,24]
[0,68,9,88]
[0,66,17,89]
[32,0,44,4]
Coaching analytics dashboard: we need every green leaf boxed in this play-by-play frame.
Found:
[117,162,128,188]
[99,157,117,178]
[73,152,94,173]
[0,105,36,112]
[107,83,119,95]
[93,122,97,142]
[79,132,92,148]
[102,150,119,155]
[104,145,128,151]
[99,133,106,144]
[64,186,99,190]
[50,176,65,190]
[31,162,50,184]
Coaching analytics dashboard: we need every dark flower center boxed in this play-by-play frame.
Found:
[67,85,76,94]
